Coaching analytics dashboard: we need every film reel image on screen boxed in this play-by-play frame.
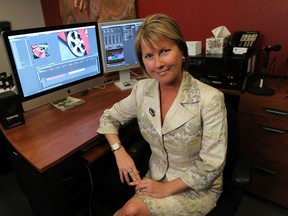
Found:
[67,30,87,57]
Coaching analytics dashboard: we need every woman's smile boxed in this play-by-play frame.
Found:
[154,66,174,75]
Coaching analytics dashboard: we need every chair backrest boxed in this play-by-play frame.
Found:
[222,101,240,182]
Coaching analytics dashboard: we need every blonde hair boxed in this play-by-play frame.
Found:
[135,14,190,72]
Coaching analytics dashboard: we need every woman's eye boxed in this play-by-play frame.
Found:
[144,54,152,59]
[160,49,170,55]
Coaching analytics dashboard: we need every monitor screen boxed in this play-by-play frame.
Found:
[2,22,104,111]
[98,18,143,90]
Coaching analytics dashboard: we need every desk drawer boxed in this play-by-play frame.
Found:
[247,159,288,208]
[239,96,288,120]
[239,113,288,165]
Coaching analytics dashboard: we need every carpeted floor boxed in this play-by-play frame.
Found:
[0,172,32,216]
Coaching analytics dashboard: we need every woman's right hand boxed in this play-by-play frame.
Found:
[114,147,141,184]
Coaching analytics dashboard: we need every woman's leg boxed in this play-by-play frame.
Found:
[114,196,152,216]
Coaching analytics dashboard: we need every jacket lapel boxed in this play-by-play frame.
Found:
[162,72,201,134]
[144,81,162,136]
[162,103,195,134]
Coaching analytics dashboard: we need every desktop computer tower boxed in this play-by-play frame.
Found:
[0,91,25,129]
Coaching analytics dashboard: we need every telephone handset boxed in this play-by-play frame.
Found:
[228,31,259,55]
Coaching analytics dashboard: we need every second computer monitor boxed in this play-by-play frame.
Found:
[98,18,143,90]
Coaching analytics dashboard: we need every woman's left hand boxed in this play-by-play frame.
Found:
[132,178,171,198]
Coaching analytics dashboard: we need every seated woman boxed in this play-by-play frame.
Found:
[97,13,227,216]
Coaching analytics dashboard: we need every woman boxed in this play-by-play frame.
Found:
[97,13,227,216]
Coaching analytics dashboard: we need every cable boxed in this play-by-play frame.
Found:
[84,162,94,216]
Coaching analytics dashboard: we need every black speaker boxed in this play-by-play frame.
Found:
[0,72,7,89]
[0,91,25,129]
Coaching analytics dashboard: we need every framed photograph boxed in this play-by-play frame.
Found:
[59,0,136,24]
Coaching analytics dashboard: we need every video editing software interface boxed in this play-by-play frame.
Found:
[100,20,142,72]
[6,24,102,98]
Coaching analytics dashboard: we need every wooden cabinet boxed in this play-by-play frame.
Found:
[238,79,288,207]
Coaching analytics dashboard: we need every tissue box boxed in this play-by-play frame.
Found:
[205,36,229,55]
[186,41,202,56]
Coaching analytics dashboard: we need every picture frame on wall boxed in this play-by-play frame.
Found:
[59,0,137,24]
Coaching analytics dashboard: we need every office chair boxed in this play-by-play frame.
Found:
[128,101,251,215]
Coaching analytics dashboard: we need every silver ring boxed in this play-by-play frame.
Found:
[128,169,133,174]
[135,188,147,193]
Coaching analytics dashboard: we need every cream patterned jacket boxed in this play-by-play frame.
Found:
[97,71,227,193]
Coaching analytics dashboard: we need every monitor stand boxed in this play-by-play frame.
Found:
[114,69,137,90]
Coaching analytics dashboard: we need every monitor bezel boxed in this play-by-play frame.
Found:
[2,22,104,111]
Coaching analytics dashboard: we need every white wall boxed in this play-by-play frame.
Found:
[0,0,45,74]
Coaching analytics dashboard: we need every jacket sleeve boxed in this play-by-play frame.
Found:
[97,84,138,135]
[181,91,228,191]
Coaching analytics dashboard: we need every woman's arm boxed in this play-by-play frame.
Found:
[105,133,141,184]
[181,91,227,191]
[97,84,141,184]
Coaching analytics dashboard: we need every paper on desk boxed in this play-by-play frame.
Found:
[211,26,231,38]
[51,96,85,111]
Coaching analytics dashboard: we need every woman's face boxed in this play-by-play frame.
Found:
[141,39,183,87]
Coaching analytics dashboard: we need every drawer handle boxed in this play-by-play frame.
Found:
[264,108,288,116]
[260,126,286,134]
[253,165,277,175]
[12,151,19,156]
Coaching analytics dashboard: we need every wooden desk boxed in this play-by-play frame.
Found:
[0,83,131,216]
[1,84,130,172]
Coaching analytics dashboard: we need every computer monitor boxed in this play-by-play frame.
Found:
[98,18,143,90]
[2,22,104,111]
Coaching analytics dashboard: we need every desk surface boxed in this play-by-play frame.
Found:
[1,84,130,172]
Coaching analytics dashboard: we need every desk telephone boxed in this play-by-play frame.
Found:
[228,31,259,55]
